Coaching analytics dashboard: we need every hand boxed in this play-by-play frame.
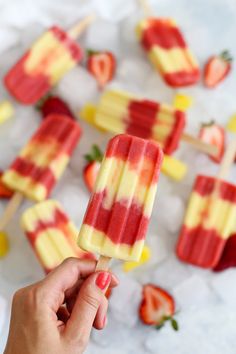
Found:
[4,258,119,354]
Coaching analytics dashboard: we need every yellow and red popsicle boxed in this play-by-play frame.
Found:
[4,26,83,104]
[94,90,186,155]
[136,18,200,87]
[78,134,163,261]
[22,200,94,273]
[2,114,81,202]
[176,175,236,268]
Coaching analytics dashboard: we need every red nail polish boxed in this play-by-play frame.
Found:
[96,272,111,290]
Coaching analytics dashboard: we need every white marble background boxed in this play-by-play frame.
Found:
[0,0,236,353]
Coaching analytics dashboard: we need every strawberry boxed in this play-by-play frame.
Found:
[0,171,13,199]
[204,50,232,88]
[213,234,236,272]
[139,284,178,331]
[87,50,116,88]
[36,95,75,119]
[83,145,103,192]
[198,121,225,163]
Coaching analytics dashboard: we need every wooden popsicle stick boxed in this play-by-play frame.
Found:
[68,14,96,39]
[0,192,24,231]
[217,139,236,181]
[181,132,219,156]
[95,255,112,271]
[138,0,153,17]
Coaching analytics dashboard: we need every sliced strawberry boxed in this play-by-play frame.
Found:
[198,121,225,163]
[0,171,13,199]
[83,145,103,192]
[87,50,116,88]
[139,284,178,331]
[213,233,236,272]
[36,95,75,119]
[204,50,232,88]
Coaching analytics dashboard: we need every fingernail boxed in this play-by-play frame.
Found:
[96,272,111,290]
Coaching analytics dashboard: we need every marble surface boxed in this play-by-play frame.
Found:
[0,0,236,353]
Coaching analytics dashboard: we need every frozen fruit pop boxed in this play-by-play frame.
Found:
[78,134,163,263]
[136,18,200,87]
[94,90,217,156]
[176,175,236,268]
[5,27,82,104]
[22,200,94,273]
[2,114,81,202]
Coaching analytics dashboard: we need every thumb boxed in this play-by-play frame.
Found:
[64,271,111,346]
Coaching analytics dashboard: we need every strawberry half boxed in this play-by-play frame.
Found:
[36,95,75,119]
[87,50,116,88]
[139,284,178,331]
[83,145,103,192]
[198,121,225,163]
[213,233,236,272]
[204,50,232,88]
[0,171,13,199]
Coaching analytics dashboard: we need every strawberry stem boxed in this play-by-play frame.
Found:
[201,120,215,128]
[84,145,103,162]
[87,49,100,57]
[220,50,233,62]
[155,315,179,331]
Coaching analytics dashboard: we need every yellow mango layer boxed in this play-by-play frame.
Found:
[79,224,144,261]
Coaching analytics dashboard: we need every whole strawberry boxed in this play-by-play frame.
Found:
[214,233,236,272]
[83,145,103,192]
[199,121,225,163]
[36,95,75,119]
[139,284,178,331]
[87,50,116,88]
[204,50,233,88]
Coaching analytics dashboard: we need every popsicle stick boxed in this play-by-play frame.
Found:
[217,139,236,180]
[95,255,112,271]
[68,14,96,39]
[181,132,219,156]
[138,0,153,17]
[0,192,24,230]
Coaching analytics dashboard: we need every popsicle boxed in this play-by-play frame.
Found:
[93,89,217,156]
[176,140,236,268]
[0,114,81,231]
[4,16,94,104]
[78,134,163,269]
[22,200,94,273]
[136,17,200,87]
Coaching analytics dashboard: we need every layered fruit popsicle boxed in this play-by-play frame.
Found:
[22,200,94,273]
[2,114,81,202]
[78,134,163,261]
[95,89,186,155]
[4,26,83,104]
[136,18,200,87]
[176,175,236,268]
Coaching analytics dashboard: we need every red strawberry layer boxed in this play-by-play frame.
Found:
[84,190,149,246]
[176,225,225,268]
[141,19,186,51]
[194,175,236,202]
[105,134,163,182]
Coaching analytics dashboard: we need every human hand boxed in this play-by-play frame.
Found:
[4,258,119,354]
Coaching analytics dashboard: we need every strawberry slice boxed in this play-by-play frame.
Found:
[213,233,236,272]
[139,284,178,331]
[83,145,103,192]
[87,50,116,88]
[204,50,232,88]
[198,121,225,163]
[36,95,75,119]
[0,171,13,199]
